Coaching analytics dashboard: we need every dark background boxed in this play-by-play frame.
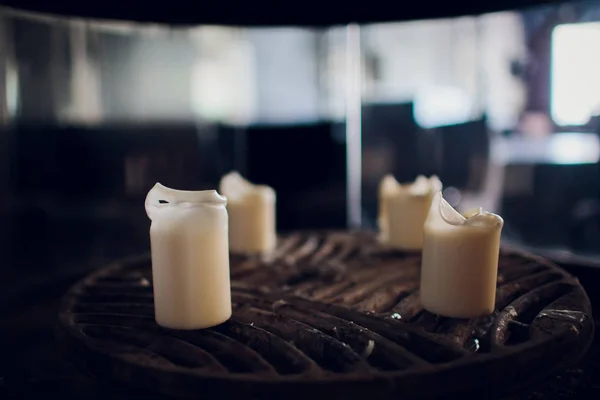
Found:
[0,0,570,26]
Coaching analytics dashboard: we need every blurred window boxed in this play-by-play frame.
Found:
[551,22,600,126]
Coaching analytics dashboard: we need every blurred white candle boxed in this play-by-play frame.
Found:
[420,192,504,318]
[378,174,400,242]
[145,183,231,330]
[384,175,442,250]
[219,171,276,255]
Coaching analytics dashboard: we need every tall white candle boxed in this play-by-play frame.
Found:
[384,175,442,250]
[420,192,504,318]
[145,183,231,330]
[219,171,276,255]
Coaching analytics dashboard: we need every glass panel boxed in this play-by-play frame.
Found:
[0,9,353,302]
[359,1,600,261]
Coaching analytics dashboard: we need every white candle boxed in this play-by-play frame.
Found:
[145,183,231,330]
[219,171,276,255]
[384,175,442,250]
[378,174,400,242]
[420,192,504,318]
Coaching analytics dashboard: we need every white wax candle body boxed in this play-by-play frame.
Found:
[420,192,503,319]
[382,175,441,250]
[220,172,276,255]
[378,175,400,241]
[146,184,231,330]
[387,193,434,250]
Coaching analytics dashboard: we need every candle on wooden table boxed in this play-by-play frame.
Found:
[145,183,231,330]
[384,175,442,250]
[219,171,276,255]
[420,192,504,318]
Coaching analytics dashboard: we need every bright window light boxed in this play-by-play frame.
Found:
[548,133,600,164]
[551,23,600,126]
[413,86,473,128]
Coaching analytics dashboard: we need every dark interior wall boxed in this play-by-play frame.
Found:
[5,120,347,234]
[245,122,347,230]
